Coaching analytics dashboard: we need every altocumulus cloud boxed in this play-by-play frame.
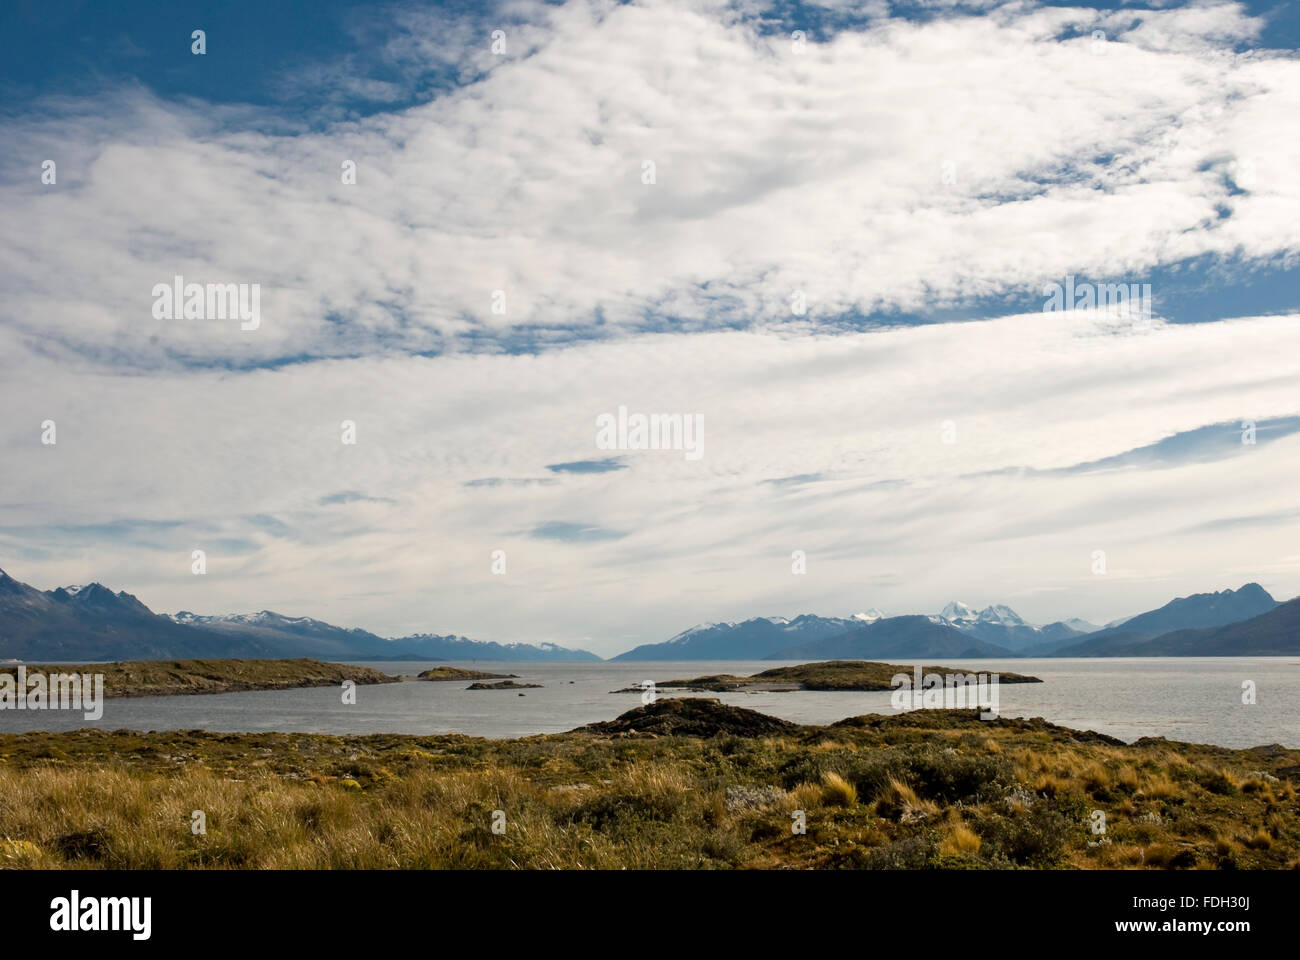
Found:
[0,0,1297,368]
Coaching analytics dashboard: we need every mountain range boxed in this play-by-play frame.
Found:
[610,601,1099,660]
[0,566,1293,662]
[610,612,882,661]
[933,602,1099,652]
[0,568,599,662]
[1042,584,1281,656]
[612,584,1291,660]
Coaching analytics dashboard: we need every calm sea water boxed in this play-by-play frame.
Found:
[0,658,1296,749]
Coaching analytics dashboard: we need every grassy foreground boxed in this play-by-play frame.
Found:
[0,700,1296,869]
[0,658,397,699]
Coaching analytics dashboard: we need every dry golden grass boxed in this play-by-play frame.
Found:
[1136,773,1181,801]
[820,772,857,807]
[1033,773,1071,798]
[876,778,940,822]
[1244,829,1273,851]
[0,709,1295,870]
[938,819,982,856]
[789,781,825,812]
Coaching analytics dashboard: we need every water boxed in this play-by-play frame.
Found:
[0,658,1296,749]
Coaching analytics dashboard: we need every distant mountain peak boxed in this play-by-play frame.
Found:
[52,581,151,615]
[976,604,1028,626]
[939,602,1027,626]
[1232,582,1273,601]
[939,600,978,622]
[63,582,109,597]
[852,608,885,622]
[1060,617,1100,633]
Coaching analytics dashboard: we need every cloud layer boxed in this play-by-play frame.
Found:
[3,307,1298,653]
[2,0,1297,367]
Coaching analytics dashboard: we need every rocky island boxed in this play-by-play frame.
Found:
[418,667,519,682]
[0,657,397,700]
[614,659,1042,693]
[466,679,543,690]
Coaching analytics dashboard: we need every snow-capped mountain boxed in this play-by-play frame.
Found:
[939,600,979,623]
[612,606,1021,661]
[0,567,601,661]
[168,611,601,660]
[977,604,1029,626]
[616,602,1069,660]
[161,608,405,658]
[0,568,265,660]
[169,610,325,628]
[932,602,1088,652]
[765,615,1017,660]
[388,633,601,661]
[1059,617,1101,634]
[938,602,1028,627]
[612,613,867,661]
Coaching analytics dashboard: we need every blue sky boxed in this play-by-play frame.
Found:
[1,0,1298,654]
[6,1,1300,102]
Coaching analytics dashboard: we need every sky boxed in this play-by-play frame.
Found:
[1,0,1298,657]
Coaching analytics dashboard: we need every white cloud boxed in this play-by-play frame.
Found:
[1,1,1297,366]
[2,308,1297,653]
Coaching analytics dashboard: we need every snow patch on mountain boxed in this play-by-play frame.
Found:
[1061,617,1100,634]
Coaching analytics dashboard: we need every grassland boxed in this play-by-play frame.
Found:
[0,699,1295,869]
[0,658,397,699]
[634,659,1042,692]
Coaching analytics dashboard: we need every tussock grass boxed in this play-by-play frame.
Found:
[938,817,982,856]
[875,778,940,822]
[820,772,858,807]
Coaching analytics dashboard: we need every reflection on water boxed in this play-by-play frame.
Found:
[0,658,1295,749]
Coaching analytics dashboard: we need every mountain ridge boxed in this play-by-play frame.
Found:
[0,568,599,662]
[1,567,1291,661]
[1047,584,1279,657]
[611,584,1286,660]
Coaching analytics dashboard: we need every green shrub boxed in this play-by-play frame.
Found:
[977,807,1071,867]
